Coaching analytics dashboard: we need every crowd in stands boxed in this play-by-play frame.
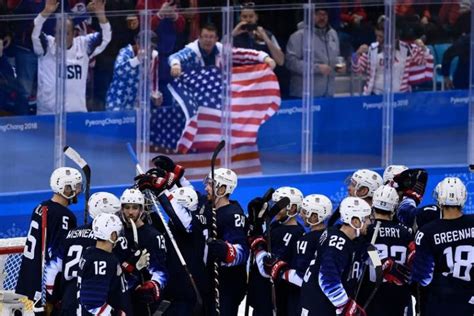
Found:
[0,0,471,116]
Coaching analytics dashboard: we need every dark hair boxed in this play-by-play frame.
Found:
[134,30,158,48]
[201,23,218,34]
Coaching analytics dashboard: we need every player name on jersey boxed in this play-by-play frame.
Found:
[66,228,94,239]
[378,227,402,238]
[433,227,474,245]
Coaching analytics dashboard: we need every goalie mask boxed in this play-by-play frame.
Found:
[120,188,147,225]
[272,186,303,218]
[340,197,372,237]
[302,194,333,226]
[92,213,123,245]
[434,177,467,208]
[383,165,408,185]
[348,169,383,199]
[88,192,121,219]
[50,167,83,200]
[372,185,399,213]
[171,187,198,212]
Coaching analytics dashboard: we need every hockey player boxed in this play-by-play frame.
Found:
[411,177,474,315]
[16,167,82,312]
[328,169,382,227]
[248,186,305,315]
[115,187,168,316]
[261,194,333,316]
[157,186,209,315]
[78,213,131,315]
[203,168,248,316]
[299,196,372,316]
[360,185,414,316]
[44,192,123,315]
[382,165,408,185]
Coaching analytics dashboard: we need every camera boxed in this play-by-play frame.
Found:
[242,23,257,31]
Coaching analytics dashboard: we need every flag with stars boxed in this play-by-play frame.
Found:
[153,63,280,178]
[168,63,280,153]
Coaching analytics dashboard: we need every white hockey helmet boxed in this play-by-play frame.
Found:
[302,194,333,226]
[208,168,238,196]
[120,188,145,208]
[434,177,467,207]
[339,197,372,234]
[50,167,83,199]
[171,187,199,212]
[383,165,408,184]
[349,169,383,198]
[88,192,121,219]
[372,185,399,212]
[92,213,123,244]
[272,186,304,214]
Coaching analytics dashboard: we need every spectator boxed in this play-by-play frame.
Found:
[106,31,162,111]
[168,23,275,77]
[32,0,111,114]
[232,1,284,66]
[90,0,138,112]
[0,2,32,116]
[135,0,185,106]
[352,20,433,95]
[286,7,344,98]
[442,13,470,90]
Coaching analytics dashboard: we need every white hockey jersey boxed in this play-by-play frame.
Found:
[32,15,111,114]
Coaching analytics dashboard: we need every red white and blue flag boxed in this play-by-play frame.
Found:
[150,63,280,179]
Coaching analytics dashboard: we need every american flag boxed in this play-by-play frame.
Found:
[150,63,280,179]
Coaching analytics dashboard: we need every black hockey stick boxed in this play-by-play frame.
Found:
[265,196,290,316]
[244,188,275,316]
[63,146,91,224]
[362,244,383,309]
[127,143,202,313]
[210,140,225,316]
[355,220,381,301]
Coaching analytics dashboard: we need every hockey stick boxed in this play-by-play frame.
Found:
[355,220,381,301]
[210,140,225,316]
[63,146,91,224]
[126,143,202,313]
[245,188,275,316]
[129,219,152,315]
[265,196,290,316]
[362,244,383,309]
[33,205,48,313]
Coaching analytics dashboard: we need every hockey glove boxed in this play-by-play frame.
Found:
[249,236,267,255]
[263,255,290,281]
[152,155,185,181]
[135,173,168,195]
[337,299,367,316]
[207,239,237,264]
[247,197,264,237]
[145,167,179,189]
[135,280,161,304]
[121,249,150,273]
[382,258,410,286]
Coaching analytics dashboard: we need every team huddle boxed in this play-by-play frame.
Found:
[14,156,474,316]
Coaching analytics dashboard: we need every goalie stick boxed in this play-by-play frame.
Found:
[63,146,91,224]
[126,143,202,314]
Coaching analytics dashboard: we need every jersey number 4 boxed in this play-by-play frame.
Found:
[443,245,474,281]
